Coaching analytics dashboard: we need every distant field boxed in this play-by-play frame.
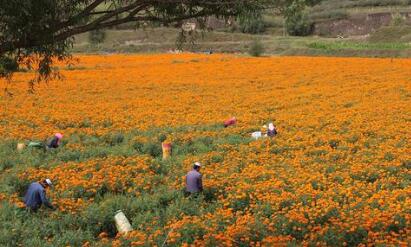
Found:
[1,55,410,246]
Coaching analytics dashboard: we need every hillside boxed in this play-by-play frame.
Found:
[308,0,411,38]
[71,0,411,58]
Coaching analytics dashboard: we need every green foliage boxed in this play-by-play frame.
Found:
[102,132,125,146]
[238,14,266,34]
[308,41,411,51]
[391,12,407,26]
[58,149,82,162]
[0,56,18,79]
[286,11,313,36]
[231,194,251,212]
[88,29,106,46]
[343,227,368,246]
[0,202,94,247]
[384,152,395,161]
[314,208,339,225]
[387,214,407,233]
[274,215,308,241]
[368,26,411,43]
[143,142,162,158]
[279,199,295,210]
[248,40,265,57]
[309,9,348,21]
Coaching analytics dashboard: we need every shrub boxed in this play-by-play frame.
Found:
[142,142,162,158]
[58,150,82,162]
[88,29,106,46]
[333,176,344,184]
[343,227,368,246]
[391,12,406,26]
[132,141,144,153]
[0,158,15,171]
[179,223,206,244]
[314,208,339,225]
[248,40,265,57]
[278,218,308,241]
[13,176,31,197]
[366,173,380,183]
[52,229,93,246]
[387,215,407,233]
[279,199,295,210]
[203,187,218,202]
[286,11,313,36]
[238,14,266,34]
[322,227,343,246]
[210,154,224,163]
[101,132,125,146]
[309,9,348,21]
[311,180,323,190]
[384,152,395,161]
[0,56,19,77]
[82,194,136,237]
[231,195,250,212]
[346,135,359,144]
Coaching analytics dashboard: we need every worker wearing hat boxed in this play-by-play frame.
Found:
[185,162,203,195]
[267,123,277,137]
[27,133,63,151]
[24,179,56,212]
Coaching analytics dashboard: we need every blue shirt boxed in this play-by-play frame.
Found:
[186,170,203,193]
[24,182,52,210]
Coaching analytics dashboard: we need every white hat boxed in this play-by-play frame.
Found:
[45,178,53,187]
[268,123,275,130]
[194,162,202,167]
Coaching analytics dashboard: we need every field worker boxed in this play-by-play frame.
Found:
[24,179,55,212]
[185,162,203,195]
[267,123,277,137]
[47,133,63,149]
[224,117,237,128]
[28,133,63,151]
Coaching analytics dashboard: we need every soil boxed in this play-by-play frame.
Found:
[314,12,411,37]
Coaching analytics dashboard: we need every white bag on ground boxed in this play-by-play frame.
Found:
[251,131,262,140]
[17,143,26,152]
[114,210,133,234]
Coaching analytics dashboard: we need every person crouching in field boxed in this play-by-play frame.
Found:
[47,133,63,149]
[28,133,63,151]
[24,179,56,212]
[185,162,203,196]
[267,123,277,137]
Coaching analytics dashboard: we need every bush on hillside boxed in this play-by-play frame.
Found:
[248,40,265,57]
[238,14,266,34]
[89,29,106,46]
[286,11,313,36]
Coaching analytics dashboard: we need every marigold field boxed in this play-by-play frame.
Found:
[0,54,410,246]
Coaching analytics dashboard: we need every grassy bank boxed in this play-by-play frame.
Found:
[71,28,411,58]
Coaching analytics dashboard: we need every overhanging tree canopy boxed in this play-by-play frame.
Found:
[0,0,318,89]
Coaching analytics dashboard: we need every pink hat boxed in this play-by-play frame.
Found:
[55,133,63,139]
